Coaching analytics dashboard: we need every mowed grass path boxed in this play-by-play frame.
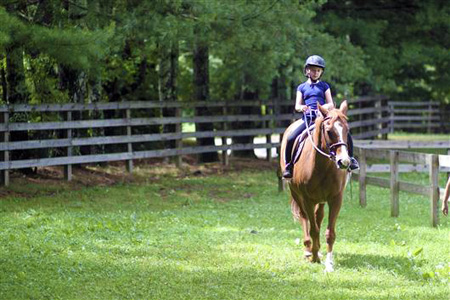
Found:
[0,166,449,299]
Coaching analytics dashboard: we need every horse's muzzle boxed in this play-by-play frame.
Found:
[337,158,350,170]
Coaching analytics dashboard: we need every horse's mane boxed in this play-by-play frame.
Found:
[313,108,349,147]
[315,108,348,128]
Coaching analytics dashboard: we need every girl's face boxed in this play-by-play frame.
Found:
[306,66,323,81]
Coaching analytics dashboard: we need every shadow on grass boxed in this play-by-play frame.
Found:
[337,252,420,280]
[0,242,434,300]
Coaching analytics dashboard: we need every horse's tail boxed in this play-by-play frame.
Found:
[290,198,301,221]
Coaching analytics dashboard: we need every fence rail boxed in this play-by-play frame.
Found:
[0,98,448,186]
[388,101,449,132]
[354,147,447,227]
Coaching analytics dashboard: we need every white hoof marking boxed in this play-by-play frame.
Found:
[324,252,334,272]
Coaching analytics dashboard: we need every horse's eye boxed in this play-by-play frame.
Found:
[327,130,335,139]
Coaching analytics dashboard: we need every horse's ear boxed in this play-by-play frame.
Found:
[318,102,328,116]
[339,100,348,116]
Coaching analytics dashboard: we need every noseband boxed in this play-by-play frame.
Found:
[303,111,348,162]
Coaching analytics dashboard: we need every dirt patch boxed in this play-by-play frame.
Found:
[0,157,279,199]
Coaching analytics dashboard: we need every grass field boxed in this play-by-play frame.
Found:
[0,161,449,300]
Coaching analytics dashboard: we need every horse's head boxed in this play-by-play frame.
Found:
[317,101,351,169]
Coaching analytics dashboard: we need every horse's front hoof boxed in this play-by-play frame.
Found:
[324,262,334,272]
[309,255,321,263]
[304,250,323,263]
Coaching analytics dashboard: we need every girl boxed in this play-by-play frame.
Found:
[282,55,359,178]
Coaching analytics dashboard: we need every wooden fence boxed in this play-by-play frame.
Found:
[354,147,448,227]
[347,96,391,139]
[0,98,448,186]
[0,100,292,186]
[388,101,450,133]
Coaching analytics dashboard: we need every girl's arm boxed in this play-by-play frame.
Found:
[322,89,335,110]
[295,91,308,112]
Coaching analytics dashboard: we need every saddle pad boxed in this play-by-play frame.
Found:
[292,124,316,165]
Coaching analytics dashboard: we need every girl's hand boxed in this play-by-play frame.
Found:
[442,201,448,216]
[296,105,308,112]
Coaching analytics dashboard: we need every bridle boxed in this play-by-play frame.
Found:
[303,110,348,162]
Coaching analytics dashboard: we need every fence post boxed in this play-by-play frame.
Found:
[175,106,182,167]
[274,98,285,192]
[389,103,395,133]
[429,154,439,227]
[375,97,382,139]
[64,111,72,181]
[358,100,362,136]
[0,110,10,186]
[381,97,388,140]
[125,108,133,173]
[263,103,272,162]
[427,102,432,134]
[390,150,399,217]
[222,104,229,166]
[358,147,367,207]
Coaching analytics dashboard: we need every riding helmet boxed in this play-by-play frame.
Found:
[304,55,326,76]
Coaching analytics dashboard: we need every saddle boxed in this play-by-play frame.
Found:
[291,123,316,165]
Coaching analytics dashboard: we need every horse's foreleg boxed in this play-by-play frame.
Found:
[315,204,325,233]
[291,198,313,258]
[299,210,312,257]
[325,197,343,272]
[305,205,320,263]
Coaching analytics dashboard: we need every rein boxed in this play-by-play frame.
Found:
[303,110,348,162]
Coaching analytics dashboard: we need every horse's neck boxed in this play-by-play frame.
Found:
[298,128,321,178]
[302,123,333,174]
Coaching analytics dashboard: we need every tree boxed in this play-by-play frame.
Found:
[317,0,450,102]
[0,3,110,104]
[192,22,219,162]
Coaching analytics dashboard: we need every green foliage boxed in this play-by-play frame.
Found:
[0,167,449,299]
[0,3,113,104]
[24,54,70,104]
[1,0,450,104]
[318,0,450,101]
[0,7,110,71]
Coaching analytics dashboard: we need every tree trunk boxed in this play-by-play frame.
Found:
[5,47,28,104]
[193,39,218,163]
[231,87,258,158]
[276,66,291,128]
[88,78,105,156]
[5,0,30,164]
[59,0,89,156]
[1,56,6,102]
[5,43,33,173]
[158,40,178,151]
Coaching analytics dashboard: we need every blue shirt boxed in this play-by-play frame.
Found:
[297,81,330,110]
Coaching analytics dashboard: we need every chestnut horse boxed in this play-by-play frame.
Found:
[280,101,351,272]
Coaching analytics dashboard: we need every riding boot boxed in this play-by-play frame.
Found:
[283,163,293,178]
[349,157,360,171]
[347,133,359,171]
[283,136,295,179]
